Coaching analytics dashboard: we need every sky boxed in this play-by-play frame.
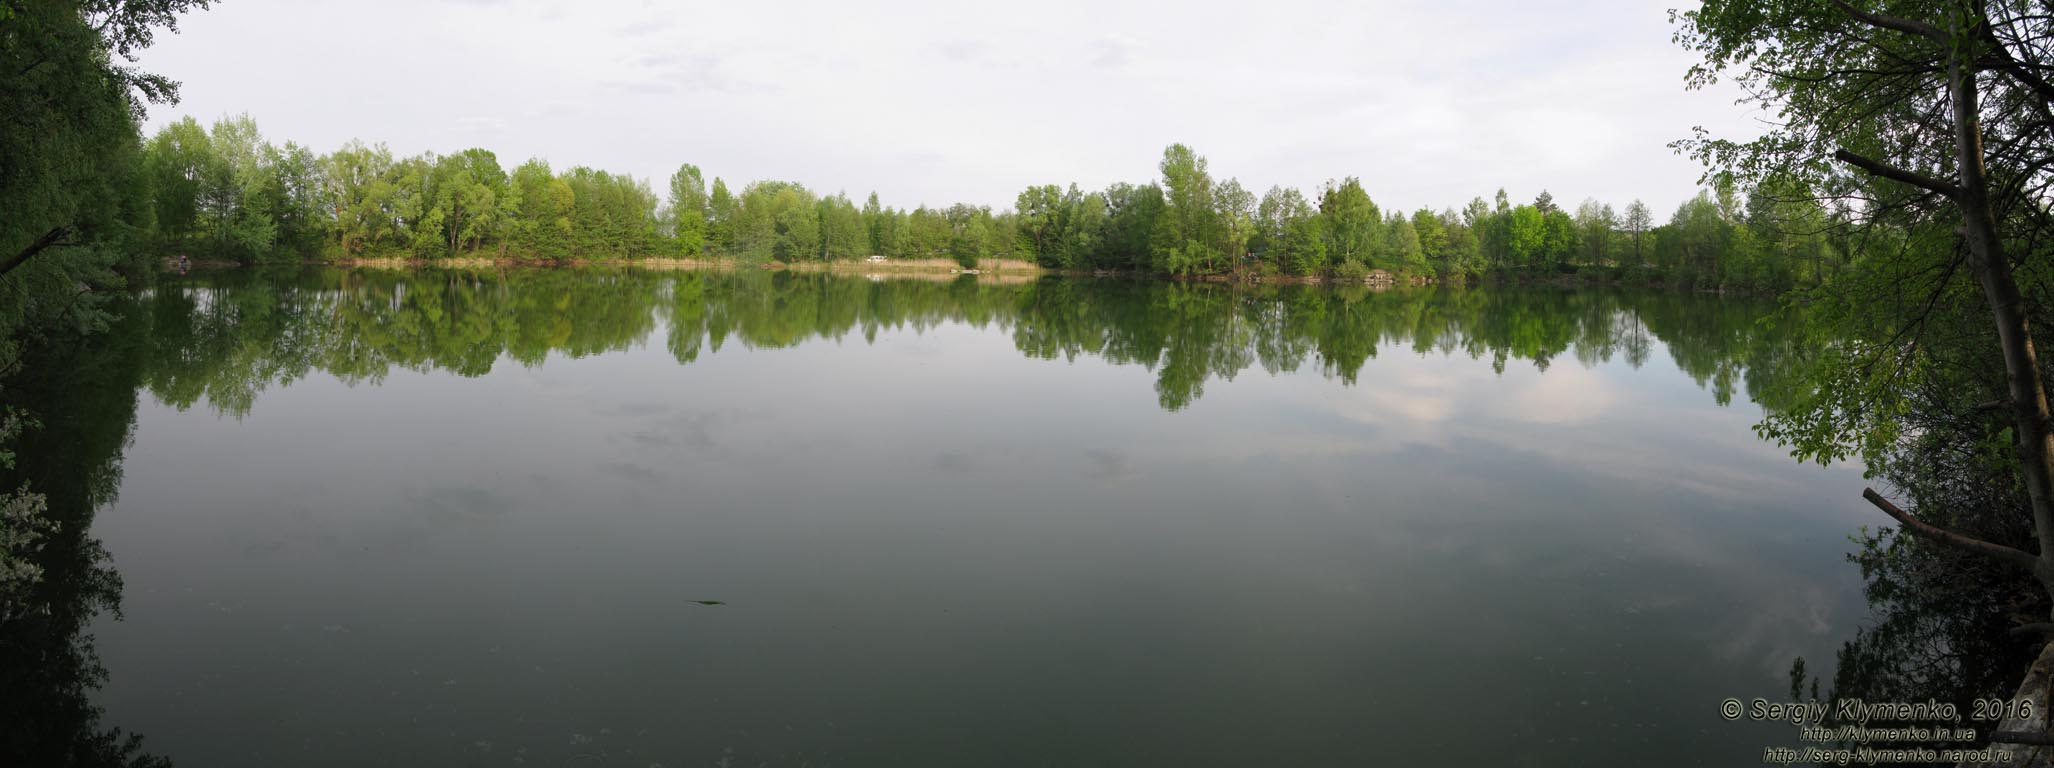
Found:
[133,0,1763,217]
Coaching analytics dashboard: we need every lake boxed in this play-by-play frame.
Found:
[1,268,1872,766]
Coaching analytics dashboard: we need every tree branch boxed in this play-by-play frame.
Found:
[1834,148,1963,199]
[0,226,74,279]
[1979,24,2054,108]
[1864,487,2040,571]
[2009,623,2054,637]
[1829,0,1947,42]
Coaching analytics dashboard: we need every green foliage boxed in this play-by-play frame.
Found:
[942,203,1003,268]
[561,167,659,258]
[816,194,865,261]
[432,149,508,256]
[1,0,204,373]
[1540,209,1577,269]
[1099,183,1163,270]
[0,407,51,615]
[1318,178,1379,267]
[903,206,951,260]
[1505,205,1546,268]
[1150,144,1225,275]
[505,159,571,260]
[1674,0,2054,733]
[1,289,174,767]
[134,269,1806,418]
[1256,186,1327,275]
[1383,217,1424,272]
[116,118,1822,282]
[667,163,707,257]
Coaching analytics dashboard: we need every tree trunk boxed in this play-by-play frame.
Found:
[1946,33,2054,598]
[1946,31,2054,765]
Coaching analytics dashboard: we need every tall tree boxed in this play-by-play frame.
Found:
[1214,178,1255,276]
[1318,177,1379,267]
[142,117,214,250]
[1150,144,1221,275]
[1574,198,1618,266]
[1015,184,1064,266]
[707,177,735,253]
[667,163,708,257]
[817,193,865,261]
[1679,1,2054,750]
[433,148,507,255]
[861,191,885,257]
[1623,200,1652,267]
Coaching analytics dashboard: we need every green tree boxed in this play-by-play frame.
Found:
[1677,1,2054,746]
[667,163,708,257]
[143,117,214,252]
[707,177,736,254]
[1215,178,1255,276]
[904,206,951,260]
[1623,200,1651,267]
[1060,186,1106,270]
[860,191,888,257]
[1318,177,1379,269]
[432,148,507,255]
[264,141,327,256]
[1540,209,1577,270]
[320,141,394,256]
[1383,215,1424,273]
[504,158,572,260]
[1150,144,1222,275]
[1574,199,1618,267]
[1097,183,1163,270]
[817,193,865,261]
[1504,205,1545,268]
[200,114,277,259]
[1015,184,1065,267]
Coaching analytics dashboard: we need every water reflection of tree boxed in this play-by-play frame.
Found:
[0,269,1866,766]
[138,269,1819,418]
[0,302,171,767]
[1787,309,2050,765]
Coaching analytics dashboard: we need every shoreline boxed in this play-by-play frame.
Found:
[296,255,1045,276]
[158,256,1774,294]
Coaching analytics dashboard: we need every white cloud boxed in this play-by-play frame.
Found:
[134,0,1758,215]
[1501,364,1614,425]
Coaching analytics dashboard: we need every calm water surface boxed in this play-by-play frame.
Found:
[7,269,1870,766]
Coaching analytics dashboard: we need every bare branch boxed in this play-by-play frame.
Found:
[1829,0,1946,42]
[1863,487,2040,571]
[1980,23,2054,108]
[1834,148,1963,198]
[0,226,74,279]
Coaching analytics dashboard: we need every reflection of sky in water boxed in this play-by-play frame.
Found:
[91,299,1869,767]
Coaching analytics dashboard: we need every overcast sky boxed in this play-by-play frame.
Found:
[135,0,1760,217]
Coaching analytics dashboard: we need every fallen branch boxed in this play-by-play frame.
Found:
[1862,487,2039,571]
[2009,623,2054,637]
[0,226,73,279]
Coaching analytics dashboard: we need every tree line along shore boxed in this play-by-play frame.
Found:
[138,114,1837,291]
